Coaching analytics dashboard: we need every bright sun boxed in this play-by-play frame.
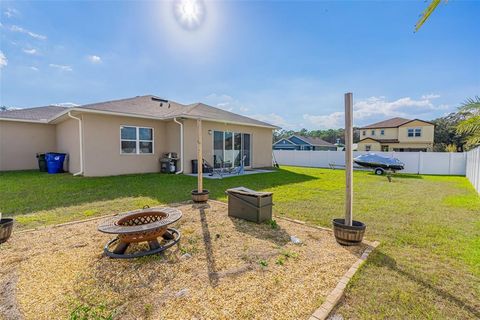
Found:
[174,0,205,30]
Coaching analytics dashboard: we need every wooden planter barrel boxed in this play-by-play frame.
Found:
[191,189,209,203]
[0,218,14,244]
[332,218,365,246]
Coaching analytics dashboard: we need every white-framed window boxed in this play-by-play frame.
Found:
[120,126,154,154]
[380,129,385,135]
[362,130,366,136]
[407,128,422,137]
[371,130,375,136]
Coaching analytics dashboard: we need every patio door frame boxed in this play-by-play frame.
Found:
[212,130,252,169]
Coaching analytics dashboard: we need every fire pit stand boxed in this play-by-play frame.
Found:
[98,206,182,259]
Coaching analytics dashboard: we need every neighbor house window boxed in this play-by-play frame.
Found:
[371,130,375,136]
[120,126,153,154]
[365,145,371,151]
[380,129,385,135]
[362,130,366,136]
[408,128,422,137]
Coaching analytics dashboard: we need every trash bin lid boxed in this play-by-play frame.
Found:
[226,186,272,197]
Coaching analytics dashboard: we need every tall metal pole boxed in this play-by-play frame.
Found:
[197,119,203,193]
[345,93,353,226]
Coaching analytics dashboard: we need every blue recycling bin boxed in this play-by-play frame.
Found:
[45,153,66,174]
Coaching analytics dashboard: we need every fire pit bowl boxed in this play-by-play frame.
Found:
[0,218,14,244]
[98,206,182,259]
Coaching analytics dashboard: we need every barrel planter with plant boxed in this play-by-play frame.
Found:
[333,93,366,245]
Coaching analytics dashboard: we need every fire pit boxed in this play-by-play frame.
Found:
[98,206,182,259]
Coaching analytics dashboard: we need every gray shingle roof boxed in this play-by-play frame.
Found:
[0,95,278,128]
[77,95,277,128]
[295,135,335,146]
[0,106,68,121]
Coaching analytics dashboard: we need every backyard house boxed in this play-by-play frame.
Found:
[273,135,337,151]
[357,117,434,152]
[0,95,278,176]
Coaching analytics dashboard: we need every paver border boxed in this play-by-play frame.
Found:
[308,240,380,320]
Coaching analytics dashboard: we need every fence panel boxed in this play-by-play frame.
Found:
[273,150,468,175]
[466,147,480,194]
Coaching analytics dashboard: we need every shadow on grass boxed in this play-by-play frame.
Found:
[370,250,480,318]
[0,168,318,215]
[198,205,219,287]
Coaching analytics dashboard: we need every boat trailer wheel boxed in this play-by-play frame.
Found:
[374,168,385,175]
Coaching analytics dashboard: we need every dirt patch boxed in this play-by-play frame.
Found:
[0,201,367,320]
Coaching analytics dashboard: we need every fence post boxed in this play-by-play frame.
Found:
[417,152,423,174]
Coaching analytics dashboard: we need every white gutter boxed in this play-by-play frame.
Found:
[0,118,48,124]
[173,117,184,174]
[67,112,84,176]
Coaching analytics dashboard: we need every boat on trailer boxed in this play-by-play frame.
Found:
[353,153,405,175]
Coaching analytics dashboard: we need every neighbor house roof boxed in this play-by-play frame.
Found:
[294,136,335,147]
[0,106,68,122]
[0,95,278,129]
[360,117,433,129]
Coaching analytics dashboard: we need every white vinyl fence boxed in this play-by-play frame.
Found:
[466,147,480,194]
[273,150,467,175]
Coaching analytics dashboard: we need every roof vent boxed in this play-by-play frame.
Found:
[151,96,169,103]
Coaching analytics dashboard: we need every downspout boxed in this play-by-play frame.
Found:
[173,117,184,174]
[67,112,84,176]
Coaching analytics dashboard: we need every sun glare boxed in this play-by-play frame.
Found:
[174,0,205,30]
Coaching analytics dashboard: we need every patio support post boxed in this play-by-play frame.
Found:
[345,92,353,226]
[197,119,203,193]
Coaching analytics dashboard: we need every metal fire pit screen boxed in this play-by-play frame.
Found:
[98,206,182,259]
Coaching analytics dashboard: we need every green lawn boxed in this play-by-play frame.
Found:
[1,167,479,319]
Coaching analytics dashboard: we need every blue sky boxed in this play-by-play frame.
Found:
[0,0,479,129]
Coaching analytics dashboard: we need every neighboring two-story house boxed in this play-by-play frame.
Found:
[273,135,337,151]
[357,117,434,152]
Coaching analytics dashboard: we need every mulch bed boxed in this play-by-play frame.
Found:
[0,201,367,320]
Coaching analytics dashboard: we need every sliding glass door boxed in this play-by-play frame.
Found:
[213,131,251,168]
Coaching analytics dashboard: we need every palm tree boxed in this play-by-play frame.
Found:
[415,0,443,32]
[456,96,480,149]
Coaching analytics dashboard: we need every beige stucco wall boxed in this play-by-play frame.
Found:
[181,119,274,174]
[56,118,81,173]
[361,127,398,140]
[0,120,56,171]
[357,140,433,152]
[357,139,381,151]
[81,114,168,177]
[398,121,434,143]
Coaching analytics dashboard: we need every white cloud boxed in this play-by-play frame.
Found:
[30,66,39,71]
[204,93,250,113]
[303,95,448,129]
[0,51,7,69]
[303,112,344,129]
[421,93,440,99]
[10,25,47,40]
[249,113,295,129]
[4,8,19,18]
[87,55,102,64]
[53,102,79,107]
[49,63,73,72]
[23,48,38,55]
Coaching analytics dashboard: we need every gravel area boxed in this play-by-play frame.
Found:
[0,201,366,320]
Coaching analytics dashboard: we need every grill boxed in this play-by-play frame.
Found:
[98,206,182,259]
